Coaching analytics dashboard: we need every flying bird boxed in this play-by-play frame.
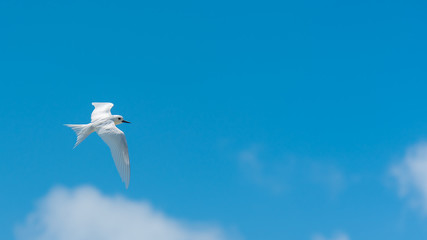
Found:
[65,102,131,188]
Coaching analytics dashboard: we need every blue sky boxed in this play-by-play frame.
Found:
[1,0,427,239]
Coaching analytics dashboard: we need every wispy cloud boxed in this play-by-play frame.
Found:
[15,186,233,240]
[311,231,350,240]
[390,142,427,213]
[236,145,351,196]
[309,163,349,197]
[237,146,290,193]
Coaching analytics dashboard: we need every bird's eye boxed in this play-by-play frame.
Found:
[118,118,122,120]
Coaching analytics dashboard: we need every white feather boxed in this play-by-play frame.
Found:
[97,121,130,188]
[91,102,114,122]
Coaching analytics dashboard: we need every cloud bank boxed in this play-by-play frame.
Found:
[15,186,230,240]
[391,142,427,213]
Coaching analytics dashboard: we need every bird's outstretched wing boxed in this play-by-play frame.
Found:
[91,102,114,122]
[97,121,130,188]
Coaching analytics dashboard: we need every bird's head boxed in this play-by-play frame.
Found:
[112,115,131,125]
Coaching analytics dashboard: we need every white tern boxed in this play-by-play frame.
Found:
[65,102,131,188]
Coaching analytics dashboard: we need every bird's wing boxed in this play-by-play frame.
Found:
[97,121,130,188]
[91,102,114,122]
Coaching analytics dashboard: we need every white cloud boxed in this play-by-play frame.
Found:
[15,186,232,240]
[390,142,427,212]
[311,232,350,240]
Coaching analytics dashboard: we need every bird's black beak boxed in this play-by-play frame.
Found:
[122,120,131,123]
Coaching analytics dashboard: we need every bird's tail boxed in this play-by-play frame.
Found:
[64,123,94,148]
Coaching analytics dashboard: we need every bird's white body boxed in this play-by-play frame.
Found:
[65,102,131,188]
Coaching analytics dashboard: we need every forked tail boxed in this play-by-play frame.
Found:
[64,123,94,148]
